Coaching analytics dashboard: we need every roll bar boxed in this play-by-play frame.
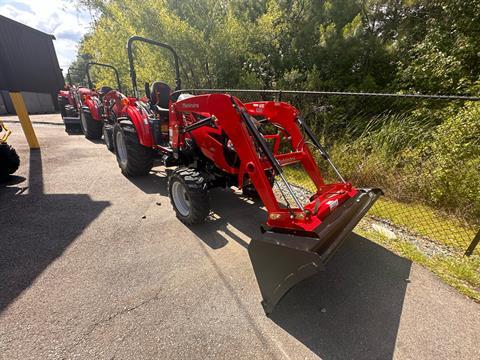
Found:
[85,62,122,92]
[127,35,181,98]
[66,67,81,85]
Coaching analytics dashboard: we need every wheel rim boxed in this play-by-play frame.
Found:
[172,181,190,217]
[116,130,128,166]
[104,127,111,148]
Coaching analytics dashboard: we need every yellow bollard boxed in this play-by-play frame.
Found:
[9,92,40,149]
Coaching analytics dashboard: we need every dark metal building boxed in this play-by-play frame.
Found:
[0,14,65,114]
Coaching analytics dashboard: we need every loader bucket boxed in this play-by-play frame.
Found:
[248,188,382,315]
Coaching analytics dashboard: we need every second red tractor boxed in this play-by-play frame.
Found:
[58,62,122,140]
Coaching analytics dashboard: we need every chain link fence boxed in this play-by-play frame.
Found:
[190,88,480,258]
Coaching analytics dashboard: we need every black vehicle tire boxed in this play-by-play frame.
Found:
[0,144,20,181]
[242,183,260,198]
[58,97,68,119]
[168,167,210,225]
[113,123,153,177]
[103,124,114,152]
[80,108,103,140]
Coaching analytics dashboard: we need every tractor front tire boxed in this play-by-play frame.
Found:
[103,124,114,152]
[80,109,103,140]
[113,124,153,177]
[168,168,210,225]
[0,144,20,181]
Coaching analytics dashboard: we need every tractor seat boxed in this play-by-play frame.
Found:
[98,86,113,98]
[150,81,171,112]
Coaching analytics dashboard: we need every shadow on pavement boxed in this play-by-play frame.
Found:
[125,168,171,196]
[189,188,262,249]
[203,189,411,359]
[0,175,26,186]
[86,138,105,144]
[0,150,110,313]
[270,235,411,359]
[125,170,411,359]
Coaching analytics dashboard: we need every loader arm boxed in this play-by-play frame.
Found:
[244,101,326,189]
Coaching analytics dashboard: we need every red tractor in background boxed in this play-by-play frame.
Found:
[101,37,183,158]
[58,67,82,133]
[106,36,382,314]
[58,62,122,140]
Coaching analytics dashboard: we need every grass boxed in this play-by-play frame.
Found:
[282,165,317,193]
[355,226,480,302]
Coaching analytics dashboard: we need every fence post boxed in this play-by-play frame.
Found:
[465,229,480,257]
[276,90,282,102]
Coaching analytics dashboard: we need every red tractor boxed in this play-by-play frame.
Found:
[58,62,122,140]
[109,36,382,314]
[58,67,83,133]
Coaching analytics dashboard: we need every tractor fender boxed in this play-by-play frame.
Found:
[58,90,70,98]
[117,117,136,131]
[81,105,91,114]
[83,98,101,121]
[122,105,154,147]
[116,116,152,148]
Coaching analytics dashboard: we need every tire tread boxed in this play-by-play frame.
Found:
[114,124,153,177]
[168,167,210,224]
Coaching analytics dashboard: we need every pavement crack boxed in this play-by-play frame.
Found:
[67,291,161,354]
[107,292,160,324]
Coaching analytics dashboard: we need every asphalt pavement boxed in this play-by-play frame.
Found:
[1,115,479,359]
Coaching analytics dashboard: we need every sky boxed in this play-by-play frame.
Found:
[0,0,94,74]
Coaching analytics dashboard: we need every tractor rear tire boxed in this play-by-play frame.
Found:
[113,124,153,177]
[0,144,20,181]
[103,124,114,152]
[168,167,210,224]
[80,108,103,140]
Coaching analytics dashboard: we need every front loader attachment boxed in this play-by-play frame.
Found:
[249,234,323,315]
[249,188,382,315]
[228,100,385,314]
[168,93,382,315]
